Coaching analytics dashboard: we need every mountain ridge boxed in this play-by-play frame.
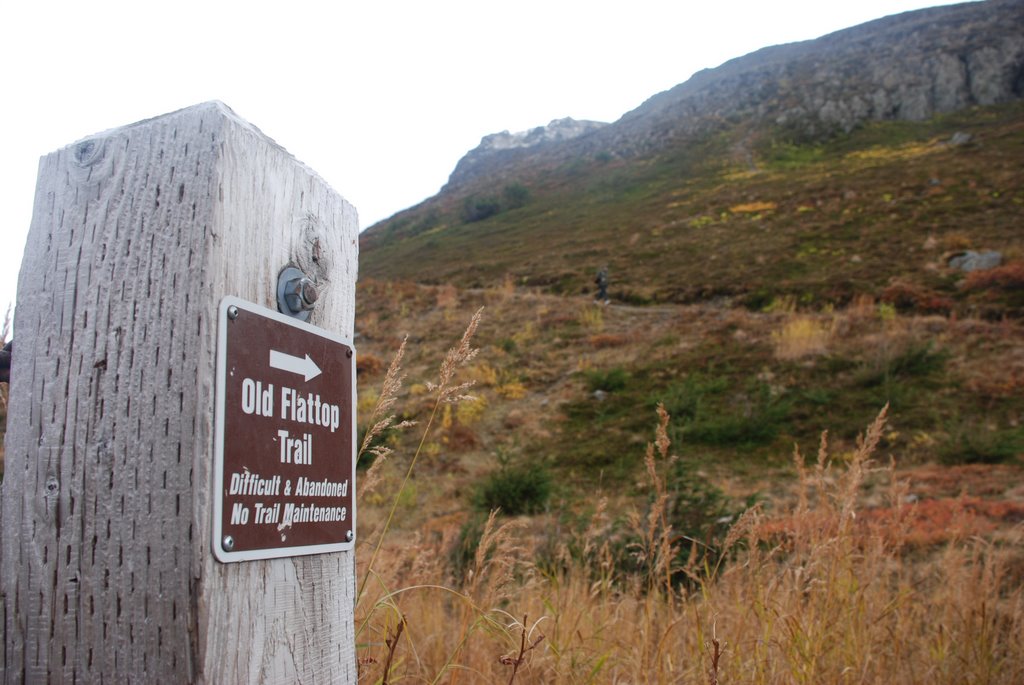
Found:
[432,0,1023,196]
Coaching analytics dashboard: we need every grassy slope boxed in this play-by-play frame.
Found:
[355,281,1023,521]
[353,281,1024,680]
[355,101,1024,535]
[362,102,1024,315]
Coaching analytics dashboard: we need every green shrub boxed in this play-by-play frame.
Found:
[857,342,948,387]
[452,458,553,580]
[823,355,859,374]
[585,367,631,393]
[765,139,827,167]
[742,288,777,311]
[462,194,501,223]
[409,209,441,235]
[502,183,530,209]
[448,513,487,580]
[663,459,737,564]
[666,380,789,448]
[799,388,834,406]
[685,413,780,446]
[939,426,1024,465]
[611,455,741,590]
[655,374,729,420]
[473,462,552,516]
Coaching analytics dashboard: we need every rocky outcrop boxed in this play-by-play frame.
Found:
[444,0,1024,189]
[611,0,1024,151]
[478,117,608,152]
[445,117,606,190]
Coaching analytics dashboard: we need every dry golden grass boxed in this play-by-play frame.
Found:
[729,201,778,214]
[499,274,517,300]
[436,283,459,309]
[772,315,830,360]
[354,317,1024,684]
[587,333,630,349]
[578,304,605,332]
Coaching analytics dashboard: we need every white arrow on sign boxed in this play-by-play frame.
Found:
[269,350,322,382]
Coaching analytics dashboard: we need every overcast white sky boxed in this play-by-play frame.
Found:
[0,0,965,331]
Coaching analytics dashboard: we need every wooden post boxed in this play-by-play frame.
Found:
[1,102,358,683]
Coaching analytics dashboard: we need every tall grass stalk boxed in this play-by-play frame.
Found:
[357,308,482,605]
[357,308,509,683]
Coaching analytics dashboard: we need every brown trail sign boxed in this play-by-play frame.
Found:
[1,102,358,683]
[215,297,355,561]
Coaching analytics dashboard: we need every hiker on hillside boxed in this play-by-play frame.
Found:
[595,267,609,304]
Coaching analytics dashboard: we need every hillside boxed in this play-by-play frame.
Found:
[351,6,1024,677]
[360,1,1024,318]
[353,0,1023,573]
[364,103,1023,315]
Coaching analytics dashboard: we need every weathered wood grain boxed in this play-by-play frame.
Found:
[1,102,358,683]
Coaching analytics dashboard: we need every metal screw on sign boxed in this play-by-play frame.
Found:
[277,266,317,322]
[346,530,354,542]
[222,536,235,552]
[227,305,239,320]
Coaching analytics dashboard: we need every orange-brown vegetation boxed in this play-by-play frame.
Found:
[587,333,630,349]
[964,261,1024,292]
[358,352,387,377]
[761,494,1024,548]
[881,280,955,315]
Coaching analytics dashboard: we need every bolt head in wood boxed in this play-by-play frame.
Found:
[284,277,317,312]
[297,278,318,307]
[276,266,314,322]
